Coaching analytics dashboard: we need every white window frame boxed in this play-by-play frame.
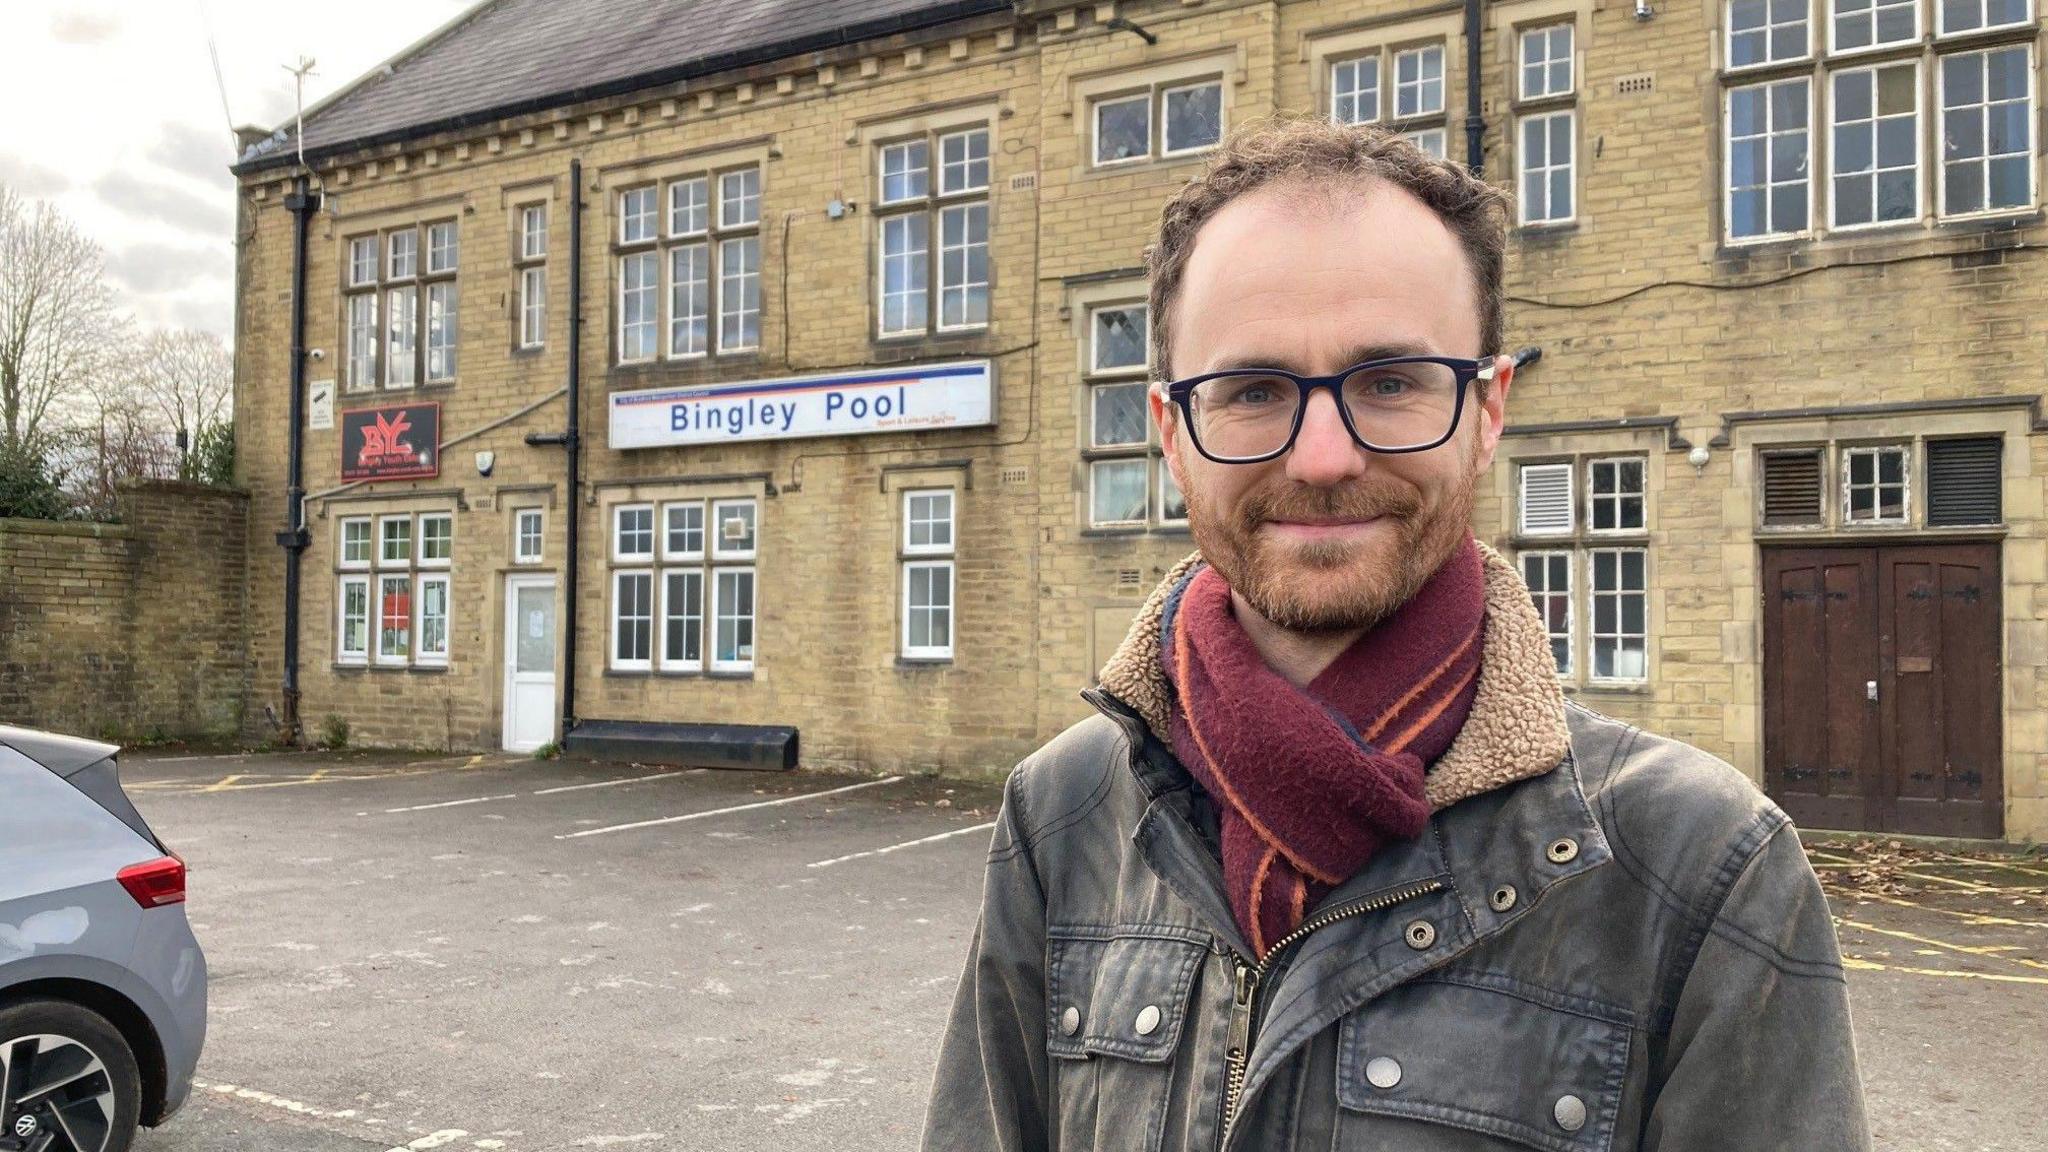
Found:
[669,176,710,237]
[1517,463,1576,536]
[416,512,454,568]
[1935,44,2038,221]
[384,283,419,389]
[1726,0,1814,72]
[415,572,451,667]
[711,566,757,673]
[378,514,413,566]
[1936,0,2034,36]
[1518,24,1575,101]
[1586,457,1648,535]
[520,266,547,350]
[1331,54,1381,124]
[877,212,930,338]
[1402,128,1449,158]
[939,127,991,196]
[1089,303,1149,377]
[1159,464,1189,526]
[613,503,655,563]
[618,249,659,363]
[1828,61,1923,231]
[663,501,707,562]
[1089,458,1151,528]
[1159,79,1226,158]
[348,236,378,287]
[610,570,655,672]
[901,559,955,660]
[1827,0,1920,55]
[620,185,658,245]
[1519,549,1575,678]
[1518,109,1577,226]
[426,221,458,275]
[659,568,706,672]
[668,242,711,357]
[903,489,955,557]
[376,573,414,667]
[1393,44,1446,119]
[1724,77,1814,243]
[337,574,370,665]
[1092,92,1153,167]
[711,499,758,561]
[718,235,761,353]
[1588,548,1650,685]
[719,168,761,230]
[339,516,373,570]
[1091,380,1150,450]
[936,202,990,332]
[1842,443,1912,524]
[878,140,931,206]
[387,228,419,279]
[521,204,548,260]
[514,508,544,565]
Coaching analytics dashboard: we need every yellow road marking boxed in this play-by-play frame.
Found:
[1808,850,2028,895]
[1927,850,2048,883]
[1841,919,2048,973]
[201,774,245,793]
[1829,889,2048,932]
[1842,956,2048,986]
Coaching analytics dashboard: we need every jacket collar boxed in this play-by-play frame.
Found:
[1092,539,1573,811]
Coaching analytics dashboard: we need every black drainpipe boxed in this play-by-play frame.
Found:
[278,176,321,745]
[1464,0,1485,176]
[563,160,583,738]
[528,160,583,740]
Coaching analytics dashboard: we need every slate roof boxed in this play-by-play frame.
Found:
[236,0,1011,173]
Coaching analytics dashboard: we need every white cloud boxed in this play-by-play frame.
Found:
[0,0,478,337]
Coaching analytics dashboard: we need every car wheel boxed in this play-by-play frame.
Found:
[0,1000,140,1152]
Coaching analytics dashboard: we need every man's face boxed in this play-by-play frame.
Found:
[1152,180,1512,634]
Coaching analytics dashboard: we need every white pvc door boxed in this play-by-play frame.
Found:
[502,576,557,752]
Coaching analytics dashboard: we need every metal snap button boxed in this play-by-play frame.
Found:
[1134,1004,1161,1036]
[1365,1056,1402,1089]
[1554,1093,1587,1132]
[1546,837,1580,864]
[1059,1006,1081,1036]
[1403,919,1436,950]
[1489,884,1519,913]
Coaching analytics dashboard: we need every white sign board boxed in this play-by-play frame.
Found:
[308,379,335,431]
[609,360,993,450]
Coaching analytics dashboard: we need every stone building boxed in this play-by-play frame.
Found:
[231,0,2048,841]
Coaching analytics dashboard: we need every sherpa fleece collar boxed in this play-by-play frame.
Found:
[1095,540,1572,812]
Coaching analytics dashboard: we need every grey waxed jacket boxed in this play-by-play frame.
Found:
[921,546,1870,1152]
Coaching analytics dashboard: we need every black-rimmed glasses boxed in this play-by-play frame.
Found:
[1163,356,1497,464]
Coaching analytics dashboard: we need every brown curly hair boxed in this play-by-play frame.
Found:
[1145,116,1510,381]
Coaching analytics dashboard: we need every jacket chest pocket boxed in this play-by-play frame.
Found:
[1333,976,1633,1152]
[1047,931,1210,1152]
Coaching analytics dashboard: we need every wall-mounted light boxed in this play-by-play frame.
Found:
[1634,0,1655,20]
[1688,445,1710,475]
[475,450,496,477]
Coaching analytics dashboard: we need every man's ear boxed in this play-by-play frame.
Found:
[1151,383,1187,489]
[1472,353,1513,475]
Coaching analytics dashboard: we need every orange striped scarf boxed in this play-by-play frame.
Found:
[1159,536,1485,956]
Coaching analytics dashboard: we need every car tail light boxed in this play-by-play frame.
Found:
[117,856,186,907]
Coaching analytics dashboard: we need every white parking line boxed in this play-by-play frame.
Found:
[531,770,696,795]
[806,821,997,869]
[556,776,904,840]
[384,793,521,813]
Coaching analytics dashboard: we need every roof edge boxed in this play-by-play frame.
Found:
[233,0,1015,178]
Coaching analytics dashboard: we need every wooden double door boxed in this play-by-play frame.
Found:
[1761,543,2003,839]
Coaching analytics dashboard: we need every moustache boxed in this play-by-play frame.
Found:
[1236,482,1423,527]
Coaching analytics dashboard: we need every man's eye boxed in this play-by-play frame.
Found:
[1364,376,1407,397]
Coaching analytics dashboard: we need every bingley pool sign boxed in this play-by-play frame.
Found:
[608,360,993,450]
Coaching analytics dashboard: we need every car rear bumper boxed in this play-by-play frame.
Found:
[131,905,208,1126]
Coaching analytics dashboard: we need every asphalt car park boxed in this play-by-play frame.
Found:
[117,748,2044,1151]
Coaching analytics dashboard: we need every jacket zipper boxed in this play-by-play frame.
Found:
[1216,878,1445,1151]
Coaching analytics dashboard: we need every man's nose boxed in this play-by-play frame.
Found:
[1284,389,1368,486]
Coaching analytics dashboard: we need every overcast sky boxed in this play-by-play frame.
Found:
[0,0,477,341]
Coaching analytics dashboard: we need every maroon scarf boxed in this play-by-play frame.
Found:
[1160,537,1486,956]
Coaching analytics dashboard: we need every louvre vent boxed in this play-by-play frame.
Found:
[1116,568,1143,589]
[1760,452,1823,526]
[1927,438,2002,526]
[1615,72,1655,96]
[1518,463,1574,535]
[1000,467,1030,485]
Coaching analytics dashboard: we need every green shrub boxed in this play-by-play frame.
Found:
[0,439,67,520]
[319,714,350,750]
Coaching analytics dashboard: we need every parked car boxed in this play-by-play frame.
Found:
[0,725,206,1152]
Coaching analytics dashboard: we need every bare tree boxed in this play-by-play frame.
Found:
[0,184,121,453]
[135,327,233,466]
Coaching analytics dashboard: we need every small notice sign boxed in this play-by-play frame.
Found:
[309,379,334,430]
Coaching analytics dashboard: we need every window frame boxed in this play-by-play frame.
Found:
[613,503,656,563]
[710,566,758,673]
[1392,43,1447,120]
[873,126,992,340]
[514,507,545,565]
[516,203,548,350]
[378,514,413,567]
[903,488,956,557]
[1159,79,1227,158]
[710,498,759,562]
[1725,0,1815,72]
[416,512,454,569]
[901,559,956,661]
[1518,23,1576,102]
[1587,547,1651,686]
[1935,43,2038,222]
[1841,443,1913,524]
[662,500,708,563]
[659,567,706,672]
[1517,108,1578,227]
[1090,76,1225,168]
[337,574,371,666]
[1827,0,1921,56]
[1330,53,1383,125]
[1088,457,1152,529]
[339,516,373,570]
[1092,92,1154,167]
[1519,549,1576,679]
[1827,59,1924,231]
[614,165,764,365]
[1724,75,1815,244]
[610,569,655,672]
[375,572,414,667]
[415,572,452,667]
[1586,456,1649,535]
[1935,0,2034,36]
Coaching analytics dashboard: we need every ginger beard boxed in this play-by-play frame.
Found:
[1181,436,1479,635]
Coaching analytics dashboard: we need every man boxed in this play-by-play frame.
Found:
[922,117,1869,1151]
